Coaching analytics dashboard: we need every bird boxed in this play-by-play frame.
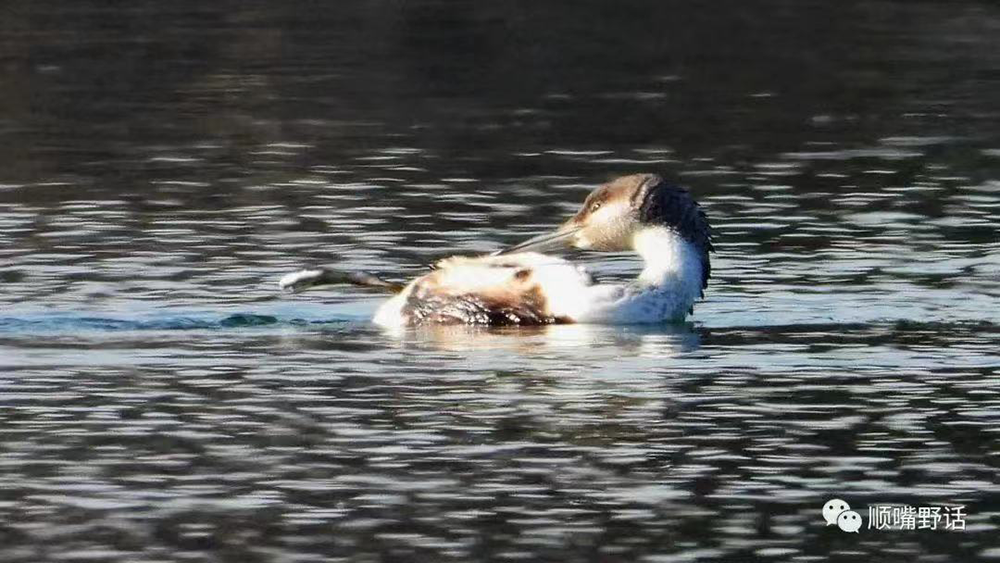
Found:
[279,173,712,327]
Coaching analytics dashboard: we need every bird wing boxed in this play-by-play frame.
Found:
[397,253,593,326]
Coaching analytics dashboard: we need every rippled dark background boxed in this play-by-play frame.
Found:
[2,1,999,561]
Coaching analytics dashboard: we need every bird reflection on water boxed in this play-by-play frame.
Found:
[385,321,702,356]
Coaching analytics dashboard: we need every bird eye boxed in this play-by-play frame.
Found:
[590,201,602,213]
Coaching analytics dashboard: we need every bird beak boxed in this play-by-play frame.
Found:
[492,221,581,256]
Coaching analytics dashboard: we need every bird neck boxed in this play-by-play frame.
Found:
[631,226,705,300]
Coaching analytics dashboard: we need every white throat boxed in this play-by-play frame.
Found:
[632,226,705,301]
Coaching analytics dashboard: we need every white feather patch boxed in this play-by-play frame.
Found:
[278,269,325,292]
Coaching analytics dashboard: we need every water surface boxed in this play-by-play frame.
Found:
[1,1,999,561]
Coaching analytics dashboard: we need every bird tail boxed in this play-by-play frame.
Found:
[279,268,405,294]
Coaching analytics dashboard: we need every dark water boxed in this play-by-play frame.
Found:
[2,1,1000,561]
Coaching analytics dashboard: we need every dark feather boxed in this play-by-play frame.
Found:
[401,276,565,326]
[634,176,713,295]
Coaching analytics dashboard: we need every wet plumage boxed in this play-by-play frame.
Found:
[374,254,586,326]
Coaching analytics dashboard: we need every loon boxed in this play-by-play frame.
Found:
[279,173,712,327]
